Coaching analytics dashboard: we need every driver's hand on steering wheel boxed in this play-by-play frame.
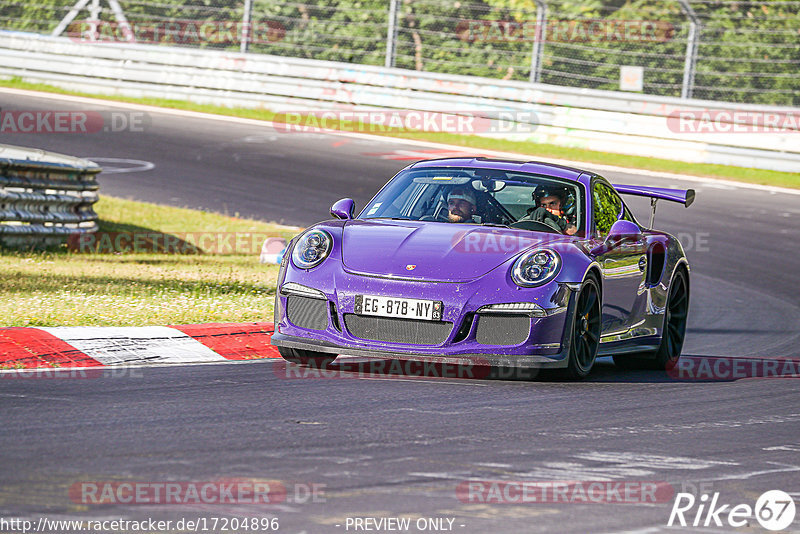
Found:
[529,207,576,235]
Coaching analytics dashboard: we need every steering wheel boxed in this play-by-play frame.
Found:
[420,209,450,222]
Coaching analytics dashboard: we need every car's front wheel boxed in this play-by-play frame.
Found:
[278,347,336,368]
[562,275,602,379]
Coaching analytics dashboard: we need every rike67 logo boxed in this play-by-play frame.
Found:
[668,490,795,531]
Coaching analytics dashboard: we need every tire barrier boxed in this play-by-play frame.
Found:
[0,143,100,247]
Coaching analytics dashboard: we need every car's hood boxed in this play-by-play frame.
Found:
[341,219,572,282]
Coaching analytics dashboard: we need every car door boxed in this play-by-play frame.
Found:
[591,180,647,337]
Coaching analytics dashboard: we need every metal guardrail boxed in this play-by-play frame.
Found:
[0,31,797,173]
[0,144,100,247]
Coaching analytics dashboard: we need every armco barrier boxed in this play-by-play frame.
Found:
[0,144,100,247]
[0,31,797,173]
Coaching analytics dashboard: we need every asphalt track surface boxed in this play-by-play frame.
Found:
[2,90,800,533]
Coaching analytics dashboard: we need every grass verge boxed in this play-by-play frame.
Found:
[1,77,798,189]
[0,196,300,327]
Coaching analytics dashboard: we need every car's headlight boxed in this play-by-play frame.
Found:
[291,229,332,269]
[511,249,561,287]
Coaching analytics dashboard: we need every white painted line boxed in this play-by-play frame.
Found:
[81,157,155,174]
[763,444,800,451]
[2,86,798,196]
[689,462,800,484]
[38,326,226,366]
[574,452,738,469]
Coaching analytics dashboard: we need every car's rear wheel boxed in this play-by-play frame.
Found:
[278,347,336,368]
[613,268,689,370]
[562,275,601,380]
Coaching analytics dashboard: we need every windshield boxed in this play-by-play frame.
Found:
[360,166,584,236]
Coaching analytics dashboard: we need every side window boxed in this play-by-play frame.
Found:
[407,184,439,218]
[592,182,622,237]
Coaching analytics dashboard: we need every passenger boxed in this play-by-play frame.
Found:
[447,187,479,223]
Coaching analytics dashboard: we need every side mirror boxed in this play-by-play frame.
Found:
[330,198,355,220]
[590,219,642,255]
[606,219,642,242]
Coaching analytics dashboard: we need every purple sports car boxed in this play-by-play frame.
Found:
[271,158,694,379]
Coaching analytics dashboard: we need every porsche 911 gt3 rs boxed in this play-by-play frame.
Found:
[271,157,694,379]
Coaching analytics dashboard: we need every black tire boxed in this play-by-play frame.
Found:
[613,268,689,370]
[278,347,336,368]
[561,275,602,380]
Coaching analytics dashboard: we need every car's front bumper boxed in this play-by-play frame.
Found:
[272,268,581,368]
[270,331,572,368]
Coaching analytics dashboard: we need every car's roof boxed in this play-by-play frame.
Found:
[409,157,592,182]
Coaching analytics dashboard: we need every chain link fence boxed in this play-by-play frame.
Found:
[1,0,798,106]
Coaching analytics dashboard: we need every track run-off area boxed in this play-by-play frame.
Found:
[1,88,799,534]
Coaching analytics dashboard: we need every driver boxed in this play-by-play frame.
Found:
[524,186,578,235]
[447,187,479,223]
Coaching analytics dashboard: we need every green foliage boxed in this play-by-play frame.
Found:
[0,0,70,33]
[689,1,800,105]
[592,182,621,236]
[2,0,796,105]
[250,0,389,64]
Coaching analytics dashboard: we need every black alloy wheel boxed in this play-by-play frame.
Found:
[563,275,602,379]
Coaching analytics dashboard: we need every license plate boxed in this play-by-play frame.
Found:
[355,295,442,321]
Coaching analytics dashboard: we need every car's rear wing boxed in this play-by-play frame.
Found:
[612,184,695,207]
[612,184,696,228]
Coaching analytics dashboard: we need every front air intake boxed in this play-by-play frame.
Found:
[475,314,530,345]
[286,296,328,331]
[343,315,453,345]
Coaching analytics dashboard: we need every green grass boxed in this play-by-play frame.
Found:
[2,77,798,189]
[95,194,300,238]
[0,196,300,327]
